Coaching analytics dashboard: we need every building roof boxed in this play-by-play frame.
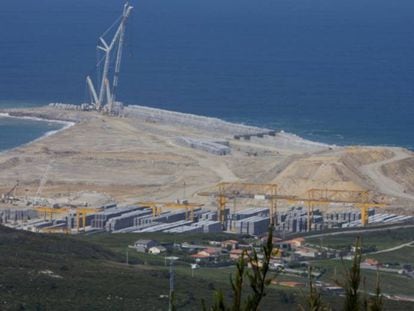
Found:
[149,245,166,252]
[135,239,156,245]
[276,281,305,288]
[191,252,211,259]
[230,249,244,255]
[222,240,239,244]
[203,247,221,255]
[364,258,379,266]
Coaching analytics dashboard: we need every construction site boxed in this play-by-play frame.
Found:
[0,180,413,236]
[1,2,414,237]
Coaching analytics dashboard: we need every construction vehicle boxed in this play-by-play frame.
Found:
[138,201,204,222]
[1,181,19,204]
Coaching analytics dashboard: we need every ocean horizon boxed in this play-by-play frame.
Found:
[1,0,414,150]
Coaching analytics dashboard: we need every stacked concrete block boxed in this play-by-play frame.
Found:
[164,225,204,233]
[91,205,144,229]
[0,209,37,224]
[176,137,231,155]
[105,209,152,232]
[232,216,270,236]
[137,220,193,232]
[191,220,222,233]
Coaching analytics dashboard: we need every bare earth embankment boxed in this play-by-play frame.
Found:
[0,105,413,213]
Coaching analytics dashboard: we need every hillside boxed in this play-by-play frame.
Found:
[0,226,302,310]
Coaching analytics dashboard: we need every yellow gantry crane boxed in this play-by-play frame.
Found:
[75,207,103,232]
[35,206,103,232]
[138,201,204,221]
[197,182,388,231]
[197,182,296,226]
[302,188,387,229]
[35,206,69,220]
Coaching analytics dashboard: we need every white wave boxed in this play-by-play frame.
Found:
[0,113,75,153]
[0,112,74,127]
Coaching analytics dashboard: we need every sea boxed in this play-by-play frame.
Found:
[1,0,414,151]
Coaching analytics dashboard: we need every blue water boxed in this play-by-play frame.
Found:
[0,0,414,150]
[0,117,62,151]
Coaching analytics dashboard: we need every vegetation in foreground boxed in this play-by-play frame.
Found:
[201,230,389,311]
[1,225,413,310]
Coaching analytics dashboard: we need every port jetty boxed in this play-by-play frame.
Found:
[0,103,413,235]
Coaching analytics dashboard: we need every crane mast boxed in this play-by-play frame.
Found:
[86,2,133,114]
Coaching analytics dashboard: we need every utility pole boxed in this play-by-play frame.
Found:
[165,256,179,311]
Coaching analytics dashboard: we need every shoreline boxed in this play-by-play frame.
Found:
[1,104,334,151]
[0,104,410,152]
[0,105,413,209]
[0,112,75,153]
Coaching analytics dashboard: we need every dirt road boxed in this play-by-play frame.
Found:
[360,148,414,201]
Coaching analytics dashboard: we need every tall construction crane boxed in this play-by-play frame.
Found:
[197,182,296,227]
[33,160,54,206]
[86,2,133,113]
[138,201,204,222]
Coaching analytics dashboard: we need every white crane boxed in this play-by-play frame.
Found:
[86,2,133,114]
[34,160,54,205]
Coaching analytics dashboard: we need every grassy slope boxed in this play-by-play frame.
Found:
[1,227,413,310]
[0,228,301,310]
[306,227,414,251]
[370,247,414,266]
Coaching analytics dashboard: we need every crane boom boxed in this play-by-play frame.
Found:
[89,2,133,113]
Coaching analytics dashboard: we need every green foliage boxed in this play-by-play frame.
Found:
[299,268,329,311]
[334,237,362,311]
[368,272,383,311]
[333,236,385,311]
[203,226,276,311]
[306,227,414,251]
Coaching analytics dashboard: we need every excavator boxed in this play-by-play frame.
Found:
[0,181,20,204]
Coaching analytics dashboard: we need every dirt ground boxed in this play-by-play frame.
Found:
[0,106,413,214]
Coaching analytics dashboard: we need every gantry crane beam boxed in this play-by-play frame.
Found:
[35,207,69,220]
[197,182,294,227]
[75,208,103,232]
[197,183,388,231]
[35,207,103,232]
[301,189,387,230]
[137,202,204,222]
